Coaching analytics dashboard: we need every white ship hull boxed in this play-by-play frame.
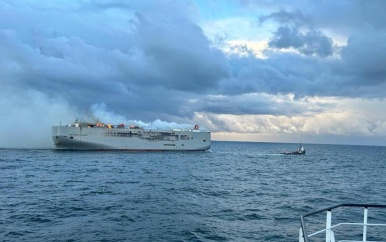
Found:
[52,125,211,151]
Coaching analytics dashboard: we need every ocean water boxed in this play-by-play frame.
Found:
[1,141,386,241]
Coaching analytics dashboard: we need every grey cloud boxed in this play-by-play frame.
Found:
[2,0,386,126]
[222,41,386,100]
[133,12,230,92]
[194,94,331,116]
[0,1,230,122]
[259,9,311,27]
[340,32,386,86]
[259,8,334,57]
[221,52,324,97]
[227,3,386,100]
[268,26,334,57]
[307,1,386,32]
[249,1,386,32]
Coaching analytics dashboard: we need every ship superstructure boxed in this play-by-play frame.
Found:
[52,119,211,151]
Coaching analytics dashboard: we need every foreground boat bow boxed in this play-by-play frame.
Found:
[299,204,386,242]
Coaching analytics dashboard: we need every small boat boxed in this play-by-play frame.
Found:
[282,143,306,155]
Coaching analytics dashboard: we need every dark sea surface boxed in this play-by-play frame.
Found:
[1,141,386,242]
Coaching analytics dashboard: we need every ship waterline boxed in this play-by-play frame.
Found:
[52,120,211,151]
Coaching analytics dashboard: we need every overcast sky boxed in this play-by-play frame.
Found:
[1,0,386,148]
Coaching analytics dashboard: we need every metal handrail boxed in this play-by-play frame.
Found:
[299,204,386,242]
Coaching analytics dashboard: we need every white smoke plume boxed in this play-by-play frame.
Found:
[89,103,193,130]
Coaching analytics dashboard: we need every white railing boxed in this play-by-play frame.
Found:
[299,204,386,242]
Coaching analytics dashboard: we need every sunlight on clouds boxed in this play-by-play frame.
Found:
[195,97,386,143]
[201,16,269,42]
[302,111,369,135]
[224,40,268,58]
[199,14,272,58]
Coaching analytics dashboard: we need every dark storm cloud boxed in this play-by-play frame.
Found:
[0,0,229,121]
[216,48,328,97]
[227,1,386,102]
[2,0,386,124]
[307,0,386,32]
[132,11,230,92]
[259,9,311,27]
[260,9,334,57]
[220,41,386,103]
[341,32,386,85]
[1,0,386,147]
[193,94,331,116]
[268,26,334,57]
[242,0,386,30]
